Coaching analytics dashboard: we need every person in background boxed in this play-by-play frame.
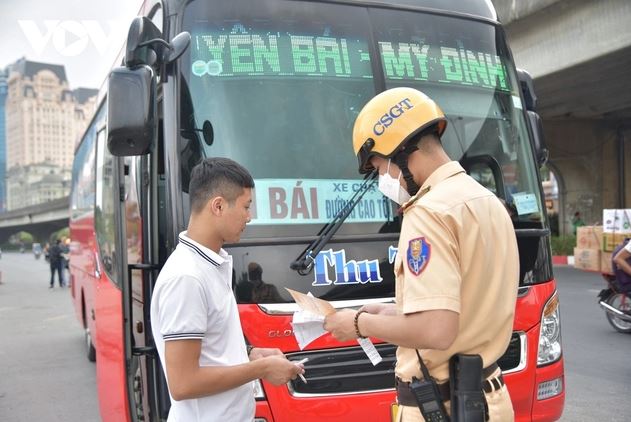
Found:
[48,239,64,288]
[613,239,631,277]
[571,211,585,235]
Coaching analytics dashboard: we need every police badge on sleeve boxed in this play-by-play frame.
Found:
[406,237,431,276]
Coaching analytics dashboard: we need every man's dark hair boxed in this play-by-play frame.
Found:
[189,157,254,213]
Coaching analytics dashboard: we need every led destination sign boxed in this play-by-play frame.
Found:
[191,26,509,91]
[192,29,373,79]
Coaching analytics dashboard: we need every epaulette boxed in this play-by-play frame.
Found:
[401,186,431,213]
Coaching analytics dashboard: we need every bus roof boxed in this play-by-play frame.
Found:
[166,0,498,24]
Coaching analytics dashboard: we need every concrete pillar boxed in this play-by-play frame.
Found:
[545,119,630,234]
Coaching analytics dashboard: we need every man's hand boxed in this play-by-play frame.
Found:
[323,309,358,341]
[260,355,305,385]
[249,347,283,361]
[360,303,396,315]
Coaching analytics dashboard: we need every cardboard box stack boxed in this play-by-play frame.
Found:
[574,226,602,272]
[574,210,631,273]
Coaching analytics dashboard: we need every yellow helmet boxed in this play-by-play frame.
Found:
[352,87,447,173]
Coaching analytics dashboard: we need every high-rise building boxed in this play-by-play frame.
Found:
[3,58,97,211]
[6,162,71,210]
[0,67,8,212]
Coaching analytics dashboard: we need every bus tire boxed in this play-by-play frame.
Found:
[86,328,97,362]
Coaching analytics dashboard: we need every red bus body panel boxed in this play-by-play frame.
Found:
[239,279,565,421]
[70,213,131,422]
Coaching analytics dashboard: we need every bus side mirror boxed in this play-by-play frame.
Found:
[107,66,156,156]
[517,68,549,168]
[527,110,549,167]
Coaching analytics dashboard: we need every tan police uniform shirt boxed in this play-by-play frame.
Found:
[394,161,519,383]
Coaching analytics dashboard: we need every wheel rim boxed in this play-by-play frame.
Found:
[607,294,631,331]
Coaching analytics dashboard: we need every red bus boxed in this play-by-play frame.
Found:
[69,0,564,420]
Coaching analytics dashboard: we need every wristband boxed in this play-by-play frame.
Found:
[354,310,367,339]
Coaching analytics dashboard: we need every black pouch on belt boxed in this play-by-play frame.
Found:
[449,354,487,422]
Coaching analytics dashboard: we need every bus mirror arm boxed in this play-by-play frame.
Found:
[125,17,190,69]
[289,171,377,275]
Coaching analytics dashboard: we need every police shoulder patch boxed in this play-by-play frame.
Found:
[406,237,431,276]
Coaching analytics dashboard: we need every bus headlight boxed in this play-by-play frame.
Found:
[537,292,562,366]
[253,379,266,399]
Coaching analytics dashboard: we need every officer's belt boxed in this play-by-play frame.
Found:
[396,362,503,407]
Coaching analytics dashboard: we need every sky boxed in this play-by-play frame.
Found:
[0,0,143,90]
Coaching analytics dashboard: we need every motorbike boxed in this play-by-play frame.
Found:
[598,272,631,333]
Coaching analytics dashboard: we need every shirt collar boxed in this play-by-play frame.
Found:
[178,231,227,267]
[401,161,465,212]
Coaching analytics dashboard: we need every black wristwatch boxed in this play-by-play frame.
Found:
[246,345,254,356]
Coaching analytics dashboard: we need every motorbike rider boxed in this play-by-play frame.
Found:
[613,239,631,277]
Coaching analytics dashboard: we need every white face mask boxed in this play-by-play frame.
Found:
[378,160,411,205]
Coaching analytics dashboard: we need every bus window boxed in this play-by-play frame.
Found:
[95,127,120,283]
[370,9,545,226]
[180,0,394,240]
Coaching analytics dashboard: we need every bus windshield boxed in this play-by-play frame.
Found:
[180,0,545,240]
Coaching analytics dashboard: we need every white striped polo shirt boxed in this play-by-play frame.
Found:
[150,231,254,422]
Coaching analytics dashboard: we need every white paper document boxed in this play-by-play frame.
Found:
[291,309,326,350]
[286,289,384,364]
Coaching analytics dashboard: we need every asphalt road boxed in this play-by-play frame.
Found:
[0,252,99,422]
[555,265,631,421]
[0,252,629,421]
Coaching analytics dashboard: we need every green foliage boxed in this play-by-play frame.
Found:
[9,231,34,244]
[51,227,70,243]
[550,235,576,256]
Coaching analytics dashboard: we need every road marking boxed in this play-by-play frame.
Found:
[43,315,69,322]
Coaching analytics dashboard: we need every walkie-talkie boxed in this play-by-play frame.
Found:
[410,376,450,421]
[412,350,450,422]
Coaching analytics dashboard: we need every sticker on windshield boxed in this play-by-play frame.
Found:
[192,60,208,76]
[512,192,539,215]
[512,95,523,110]
[249,179,392,225]
[312,248,383,286]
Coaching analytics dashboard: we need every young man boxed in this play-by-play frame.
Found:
[151,157,303,422]
[324,88,519,421]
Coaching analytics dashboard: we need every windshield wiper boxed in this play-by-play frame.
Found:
[289,170,378,275]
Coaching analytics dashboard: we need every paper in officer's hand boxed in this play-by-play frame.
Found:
[291,309,326,350]
[285,288,335,316]
[286,289,333,350]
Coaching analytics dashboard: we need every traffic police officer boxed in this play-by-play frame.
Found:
[324,87,519,421]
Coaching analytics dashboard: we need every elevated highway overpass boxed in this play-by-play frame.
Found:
[0,197,69,244]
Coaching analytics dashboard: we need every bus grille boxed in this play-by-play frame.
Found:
[497,332,524,372]
[288,332,523,396]
[287,344,397,396]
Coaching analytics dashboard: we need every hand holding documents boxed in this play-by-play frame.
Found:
[286,289,383,365]
[291,307,327,350]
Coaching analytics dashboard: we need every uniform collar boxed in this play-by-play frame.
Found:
[178,231,228,267]
[401,161,465,212]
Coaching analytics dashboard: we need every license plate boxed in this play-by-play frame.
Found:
[390,403,399,422]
